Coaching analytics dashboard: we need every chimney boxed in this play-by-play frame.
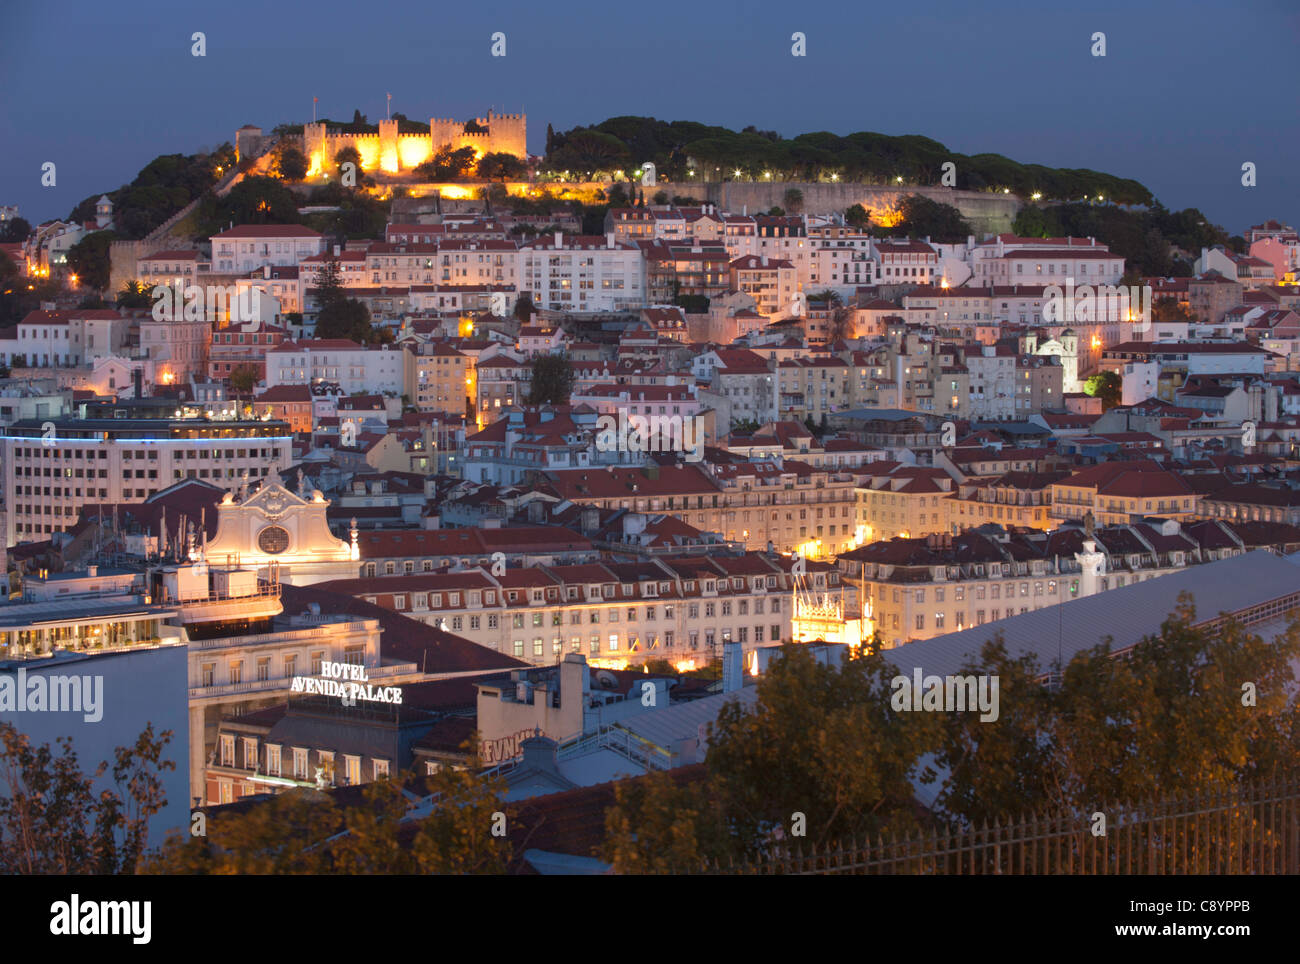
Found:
[133,366,143,399]
[263,264,271,280]
[554,230,562,248]
[87,565,98,577]
[722,640,745,693]
[333,244,341,257]
[519,732,560,774]
[606,231,615,249]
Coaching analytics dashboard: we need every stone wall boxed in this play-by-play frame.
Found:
[703,182,1021,236]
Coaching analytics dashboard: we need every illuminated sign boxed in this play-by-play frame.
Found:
[290,661,402,705]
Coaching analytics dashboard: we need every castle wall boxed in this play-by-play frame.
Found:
[303,111,527,176]
[710,183,1022,236]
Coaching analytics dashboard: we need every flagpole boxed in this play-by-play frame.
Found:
[387,92,391,120]
[313,97,318,123]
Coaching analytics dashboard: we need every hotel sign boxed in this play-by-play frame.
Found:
[290,661,403,705]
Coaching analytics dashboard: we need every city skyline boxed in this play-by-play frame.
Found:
[3,0,1298,229]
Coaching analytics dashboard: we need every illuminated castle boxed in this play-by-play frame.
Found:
[295,110,527,176]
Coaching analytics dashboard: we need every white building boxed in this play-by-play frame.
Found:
[210,224,326,275]
[0,413,294,544]
[518,232,645,312]
[265,339,410,396]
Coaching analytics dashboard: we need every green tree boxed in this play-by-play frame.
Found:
[194,176,301,235]
[476,152,527,182]
[276,145,309,182]
[228,364,259,393]
[0,217,32,243]
[935,599,1300,821]
[1152,296,1191,322]
[706,643,940,853]
[334,146,361,179]
[526,354,574,405]
[116,280,154,309]
[144,788,340,874]
[783,188,804,213]
[602,769,731,873]
[416,145,477,181]
[66,230,117,291]
[845,204,871,230]
[1084,370,1122,409]
[893,194,972,243]
[512,293,534,323]
[0,722,175,874]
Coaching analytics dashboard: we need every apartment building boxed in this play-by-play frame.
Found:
[1049,460,1199,526]
[541,460,859,556]
[0,412,293,544]
[854,462,957,543]
[839,516,1300,649]
[265,339,410,395]
[519,232,645,312]
[211,224,326,275]
[314,552,829,668]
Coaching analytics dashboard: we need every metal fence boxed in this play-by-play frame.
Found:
[704,773,1300,874]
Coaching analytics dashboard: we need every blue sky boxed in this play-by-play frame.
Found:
[3,0,1297,232]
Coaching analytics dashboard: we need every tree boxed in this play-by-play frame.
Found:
[416,145,477,181]
[845,204,871,231]
[0,722,175,874]
[334,146,361,179]
[116,280,154,309]
[706,643,940,853]
[0,217,31,243]
[783,188,804,213]
[66,230,117,291]
[144,788,340,874]
[1084,370,1122,409]
[1152,296,1191,322]
[893,194,972,243]
[276,145,309,182]
[602,769,731,873]
[526,355,574,405]
[316,298,378,344]
[194,175,301,235]
[934,598,1300,822]
[512,293,534,324]
[476,152,526,182]
[228,364,259,394]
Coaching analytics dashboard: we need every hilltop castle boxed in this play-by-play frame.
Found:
[236,111,526,176]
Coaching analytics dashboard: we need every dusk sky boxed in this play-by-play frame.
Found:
[3,0,1297,233]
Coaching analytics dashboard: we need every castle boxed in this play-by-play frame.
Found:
[237,111,526,176]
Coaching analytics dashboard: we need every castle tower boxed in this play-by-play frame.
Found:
[303,123,327,176]
[378,119,400,173]
[487,110,527,158]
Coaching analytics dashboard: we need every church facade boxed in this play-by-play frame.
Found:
[204,474,358,585]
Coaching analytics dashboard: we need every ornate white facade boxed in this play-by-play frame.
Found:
[205,473,358,585]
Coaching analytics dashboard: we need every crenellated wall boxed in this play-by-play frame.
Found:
[302,111,526,176]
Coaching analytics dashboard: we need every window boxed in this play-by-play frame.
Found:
[266,745,281,777]
[219,734,234,767]
[243,738,258,769]
[293,748,308,780]
[344,755,361,786]
[373,759,389,780]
